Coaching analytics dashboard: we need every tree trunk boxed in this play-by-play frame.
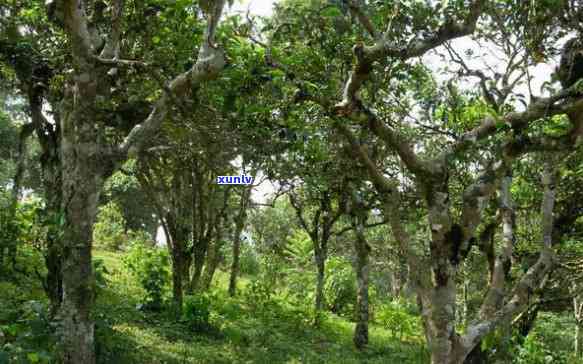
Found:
[189,238,208,292]
[55,47,107,362]
[2,123,32,270]
[43,167,64,316]
[353,223,370,350]
[45,238,63,316]
[514,303,540,344]
[392,254,409,298]
[574,291,583,358]
[228,230,241,296]
[314,248,326,326]
[202,236,223,291]
[425,283,464,364]
[229,186,251,296]
[576,321,583,359]
[57,153,103,364]
[464,345,488,364]
[171,249,183,311]
[167,211,189,312]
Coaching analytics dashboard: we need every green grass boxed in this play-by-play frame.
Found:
[93,249,429,364]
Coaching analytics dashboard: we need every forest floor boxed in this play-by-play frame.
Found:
[1,248,580,363]
[92,249,429,364]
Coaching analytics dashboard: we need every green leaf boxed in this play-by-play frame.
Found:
[321,6,342,18]
[152,36,161,44]
[269,69,286,79]
[27,353,40,363]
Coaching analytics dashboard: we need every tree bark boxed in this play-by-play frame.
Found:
[45,235,63,316]
[576,321,583,359]
[55,14,104,357]
[170,244,184,310]
[202,230,223,291]
[463,345,488,364]
[353,217,370,350]
[229,186,251,296]
[42,157,64,316]
[228,228,242,296]
[169,173,191,311]
[574,287,583,358]
[314,249,326,326]
[57,136,104,364]
[190,237,208,292]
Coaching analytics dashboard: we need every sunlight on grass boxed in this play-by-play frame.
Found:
[91,248,429,363]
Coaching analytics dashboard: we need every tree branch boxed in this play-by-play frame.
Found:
[100,0,124,59]
[335,0,486,109]
[118,0,227,159]
[347,1,378,39]
[63,0,95,63]
[461,160,559,358]
[442,90,583,163]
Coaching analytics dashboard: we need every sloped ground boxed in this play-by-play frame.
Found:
[93,249,429,364]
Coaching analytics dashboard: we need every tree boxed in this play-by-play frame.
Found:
[228,179,253,296]
[288,183,346,325]
[1,0,228,361]
[266,0,583,361]
[348,185,372,350]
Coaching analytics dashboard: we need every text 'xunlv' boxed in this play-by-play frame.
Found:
[216,175,254,185]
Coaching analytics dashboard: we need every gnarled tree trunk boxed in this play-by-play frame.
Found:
[57,105,106,364]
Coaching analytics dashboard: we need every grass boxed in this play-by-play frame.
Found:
[92,249,429,364]
[2,247,581,363]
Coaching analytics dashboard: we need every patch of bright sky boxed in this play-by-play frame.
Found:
[229,0,276,17]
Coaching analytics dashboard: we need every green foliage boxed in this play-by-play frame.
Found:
[277,229,314,308]
[0,194,48,277]
[243,278,277,313]
[513,332,557,364]
[93,202,127,251]
[122,244,170,311]
[0,112,18,188]
[182,294,212,332]
[238,242,260,276]
[92,258,109,298]
[324,256,356,318]
[376,299,422,341]
[103,165,158,235]
[249,200,296,253]
[512,313,579,364]
[0,298,55,364]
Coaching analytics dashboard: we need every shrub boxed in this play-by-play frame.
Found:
[93,202,127,251]
[239,243,260,276]
[324,256,356,318]
[513,332,556,364]
[0,300,55,363]
[243,278,275,311]
[182,294,211,332]
[122,244,169,311]
[92,258,109,298]
[127,229,156,248]
[376,299,421,341]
